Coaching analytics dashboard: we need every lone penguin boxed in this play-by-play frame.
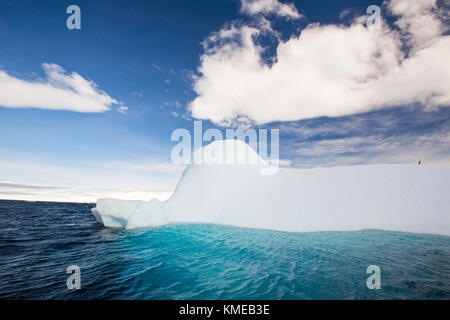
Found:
[418,160,421,165]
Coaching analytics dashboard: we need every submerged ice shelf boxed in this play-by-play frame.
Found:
[92,140,450,236]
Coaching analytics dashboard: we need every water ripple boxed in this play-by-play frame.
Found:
[0,200,449,299]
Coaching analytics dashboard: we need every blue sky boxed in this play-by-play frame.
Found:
[0,0,449,201]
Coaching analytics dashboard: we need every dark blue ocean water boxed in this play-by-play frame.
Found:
[0,199,448,300]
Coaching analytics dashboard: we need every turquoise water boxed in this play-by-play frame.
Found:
[0,200,449,299]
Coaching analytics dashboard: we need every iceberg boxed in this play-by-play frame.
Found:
[92,140,450,236]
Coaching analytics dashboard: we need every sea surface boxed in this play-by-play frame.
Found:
[0,199,448,300]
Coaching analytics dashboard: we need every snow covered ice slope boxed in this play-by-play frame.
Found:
[92,140,450,236]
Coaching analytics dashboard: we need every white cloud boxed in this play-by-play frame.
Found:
[189,0,450,126]
[280,108,450,168]
[240,0,301,19]
[0,63,122,112]
[288,130,450,168]
[278,159,292,167]
[117,106,128,114]
[0,159,184,202]
[388,0,444,50]
[0,181,173,203]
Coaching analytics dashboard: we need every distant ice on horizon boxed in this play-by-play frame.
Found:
[92,140,450,236]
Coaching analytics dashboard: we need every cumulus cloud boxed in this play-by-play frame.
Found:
[388,0,444,50]
[240,0,301,19]
[0,63,122,112]
[188,0,450,126]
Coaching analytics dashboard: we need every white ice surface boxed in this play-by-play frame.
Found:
[92,140,450,236]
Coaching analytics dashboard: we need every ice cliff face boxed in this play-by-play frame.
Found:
[92,140,450,236]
